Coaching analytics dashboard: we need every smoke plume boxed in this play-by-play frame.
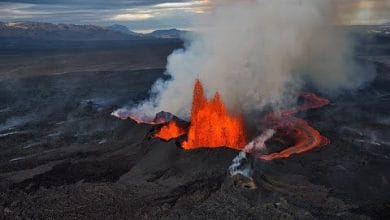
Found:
[229,129,275,177]
[128,0,373,119]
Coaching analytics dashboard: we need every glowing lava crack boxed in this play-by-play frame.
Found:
[133,80,329,160]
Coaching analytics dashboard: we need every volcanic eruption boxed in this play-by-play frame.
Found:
[113,0,370,165]
[140,79,330,161]
[152,79,247,149]
[181,79,247,149]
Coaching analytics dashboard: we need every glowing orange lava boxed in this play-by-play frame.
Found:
[153,121,186,141]
[259,119,329,160]
[258,92,330,160]
[181,80,248,150]
[132,79,330,161]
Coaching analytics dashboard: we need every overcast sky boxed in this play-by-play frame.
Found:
[0,0,388,32]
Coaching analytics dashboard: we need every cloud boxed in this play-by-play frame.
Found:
[110,13,153,21]
[335,0,390,25]
[0,1,211,31]
[0,0,190,9]
[0,0,388,31]
[110,1,207,21]
[153,1,210,13]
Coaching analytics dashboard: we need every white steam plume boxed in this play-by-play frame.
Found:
[229,129,275,177]
[128,0,372,119]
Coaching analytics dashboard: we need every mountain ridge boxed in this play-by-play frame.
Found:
[0,21,186,41]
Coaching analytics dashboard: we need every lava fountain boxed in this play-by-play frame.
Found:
[154,80,248,149]
[181,80,247,150]
[130,79,329,160]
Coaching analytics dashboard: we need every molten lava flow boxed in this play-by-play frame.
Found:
[259,119,329,160]
[135,78,329,161]
[153,121,186,141]
[181,80,247,150]
[257,93,330,160]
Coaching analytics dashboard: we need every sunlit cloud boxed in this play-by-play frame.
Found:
[0,3,40,19]
[335,0,390,25]
[107,1,211,29]
[153,0,209,12]
[154,1,202,8]
[110,13,153,21]
[109,0,210,22]
[0,0,388,30]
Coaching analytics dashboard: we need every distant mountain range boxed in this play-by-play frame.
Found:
[146,29,186,39]
[0,21,187,41]
[106,24,141,36]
